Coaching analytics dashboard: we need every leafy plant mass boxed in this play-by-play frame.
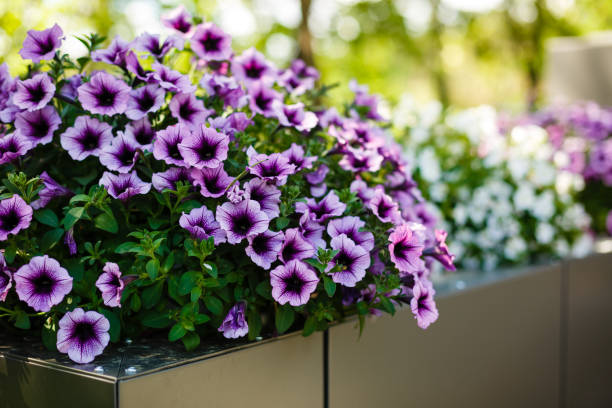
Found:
[0,8,454,364]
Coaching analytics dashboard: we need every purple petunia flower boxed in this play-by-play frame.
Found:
[15,105,61,147]
[0,133,31,165]
[135,32,184,60]
[243,178,281,219]
[607,210,612,236]
[153,123,189,167]
[273,101,318,132]
[248,149,296,186]
[100,133,140,173]
[318,107,344,129]
[64,228,77,255]
[216,199,269,244]
[95,262,126,308]
[60,116,113,161]
[327,216,374,252]
[410,279,438,329]
[124,51,150,81]
[279,228,316,264]
[0,253,12,301]
[246,230,284,270]
[247,83,282,117]
[190,23,232,61]
[190,165,233,198]
[152,167,192,192]
[125,84,165,120]
[295,190,346,223]
[305,164,329,197]
[369,188,402,224]
[0,195,33,241]
[19,24,63,63]
[200,74,245,109]
[327,234,370,287]
[91,35,130,67]
[169,93,213,129]
[13,73,56,112]
[78,72,130,116]
[179,206,226,244]
[388,224,425,272]
[99,171,151,201]
[339,149,384,173]
[232,47,276,85]
[59,74,83,101]
[350,178,374,203]
[31,171,71,210]
[218,302,249,339]
[278,59,319,95]
[270,260,319,307]
[149,62,196,94]
[178,125,229,169]
[14,255,72,312]
[123,118,156,151]
[282,143,317,172]
[424,230,456,271]
[57,308,110,364]
[162,5,193,34]
[299,211,326,249]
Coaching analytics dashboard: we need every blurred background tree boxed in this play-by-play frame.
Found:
[1,0,611,110]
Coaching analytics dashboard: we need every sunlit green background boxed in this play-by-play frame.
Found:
[1,0,611,110]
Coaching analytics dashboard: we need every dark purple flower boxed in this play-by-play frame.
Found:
[15,105,61,147]
[389,224,425,272]
[153,123,189,167]
[410,279,438,329]
[295,191,346,223]
[64,228,77,255]
[280,228,316,264]
[57,308,110,364]
[19,24,63,63]
[279,62,318,95]
[178,125,229,169]
[180,205,226,244]
[0,253,12,301]
[246,230,284,269]
[78,72,130,116]
[60,116,113,160]
[123,118,156,151]
[191,23,232,61]
[91,36,130,67]
[327,234,370,287]
[243,178,281,219]
[423,230,456,271]
[100,133,140,173]
[13,73,56,111]
[169,93,213,129]
[0,195,33,241]
[327,216,374,252]
[350,79,384,121]
[31,171,71,210]
[232,47,275,85]
[339,149,384,173]
[248,149,296,186]
[135,32,184,60]
[299,211,326,249]
[149,62,196,93]
[369,188,401,224]
[95,262,126,308]
[218,302,248,339]
[14,255,72,312]
[125,84,165,120]
[161,5,193,34]
[0,133,31,165]
[247,83,282,117]
[59,74,83,101]
[270,260,319,307]
[200,74,245,109]
[216,199,269,244]
[152,167,192,192]
[273,101,318,132]
[190,165,233,198]
[99,171,151,201]
[282,143,317,172]
[125,51,150,81]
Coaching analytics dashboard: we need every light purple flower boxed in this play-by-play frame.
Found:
[327,234,370,287]
[247,83,282,117]
[339,149,384,173]
[200,74,245,109]
[270,260,319,307]
[190,165,233,198]
[14,255,72,312]
[123,118,156,151]
[248,149,296,186]
[218,302,248,339]
[135,32,184,60]
[246,230,284,270]
[179,206,226,244]
[152,167,192,192]
[278,59,319,95]
[125,51,150,81]
[99,171,151,201]
[100,133,140,173]
[369,188,401,224]
[424,230,456,271]
[64,228,77,255]
[95,262,126,308]
[299,211,326,249]
[282,143,317,172]
[280,228,316,264]
[59,74,83,101]
[350,179,374,203]
[305,164,329,185]
[178,125,229,169]
[0,253,12,302]
[149,62,196,93]
[216,199,269,244]
[57,308,110,364]
[295,190,346,223]
[161,5,193,34]
[91,36,130,66]
[15,106,61,147]
[78,72,130,116]
[169,93,213,129]
[153,123,189,167]
[31,171,71,210]
[327,216,374,252]
[607,210,612,236]
[60,116,113,161]
[191,23,232,61]
[389,224,424,272]
[19,24,63,63]
[273,101,318,132]
[318,107,344,128]
[243,178,281,219]
[0,133,31,165]
[232,47,275,85]
[125,85,165,120]
[0,195,33,241]
[13,73,56,111]
[410,279,438,329]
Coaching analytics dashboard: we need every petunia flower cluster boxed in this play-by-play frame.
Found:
[0,11,453,364]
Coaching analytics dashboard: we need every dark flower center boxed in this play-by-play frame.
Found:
[167,143,182,160]
[179,101,197,120]
[259,162,279,177]
[28,117,51,139]
[134,127,154,145]
[80,129,100,151]
[111,274,121,288]
[251,235,269,254]
[285,110,299,124]
[117,146,135,166]
[201,34,222,52]
[245,63,264,79]
[73,322,96,343]
[401,274,415,289]
[0,272,8,288]
[34,36,55,54]
[377,200,394,218]
[175,20,191,34]
[255,94,271,111]
[27,83,47,102]
[1,209,20,231]
[282,242,299,261]
[33,273,55,294]
[3,140,19,154]
[204,177,223,194]
[284,273,304,294]
[197,141,216,160]
[394,241,412,259]
[97,87,117,107]
[417,294,430,312]
[334,251,353,270]
[232,213,252,235]
[311,204,328,219]
[138,91,156,112]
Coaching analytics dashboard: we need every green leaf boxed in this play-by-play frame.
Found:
[115,241,138,254]
[141,311,172,328]
[379,296,396,315]
[4,246,16,263]
[146,259,160,280]
[255,281,272,300]
[204,296,223,315]
[276,217,290,230]
[302,316,317,337]
[42,320,58,351]
[194,313,210,324]
[323,277,336,297]
[63,207,85,229]
[130,293,142,312]
[40,228,64,251]
[94,212,118,233]
[141,281,164,309]
[178,271,200,296]
[190,286,202,303]
[14,312,30,330]
[181,332,200,351]
[98,308,121,342]
[69,194,90,205]
[247,309,262,341]
[74,171,97,186]
[275,306,295,334]
[168,323,187,342]
[34,209,59,227]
